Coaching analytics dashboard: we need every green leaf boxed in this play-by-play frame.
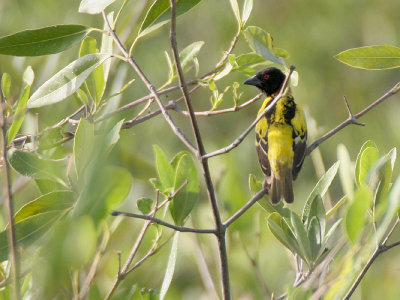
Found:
[153,145,175,192]
[74,118,95,178]
[337,144,354,199]
[308,216,321,261]
[0,25,90,56]
[79,37,105,107]
[366,148,396,203]
[303,161,339,220]
[27,53,111,108]
[303,194,326,235]
[375,175,400,242]
[73,166,133,224]
[169,154,199,225]
[79,0,116,14]
[0,211,61,262]
[141,288,160,300]
[355,140,378,186]
[180,41,205,70]
[241,0,253,25]
[7,85,31,144]
[103,119,124,154]
[291,212,312,262]
[137,198,153,215]
[14,191,75,223]
[229,0,241,25]
[160,232,179,300]
[243,26,285,66]
[139,0,202,38]
[236,53,266,67]
[1,73,11,100]
[267,212,303,259]
[274,48,290,59]
[23,66,35,86]
[357,147,380,187]
[8,149,67,184]
[344,185,372,243]
[323,218,342,245]
[335,45,400,70]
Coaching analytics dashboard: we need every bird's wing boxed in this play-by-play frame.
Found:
[291,105,307,180]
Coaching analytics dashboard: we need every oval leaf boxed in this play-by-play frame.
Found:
[160,232,179,300]
[139,0,202,37]
[8,149,67,184]
[79,0,116,14]
[302,161,339,220]
[180,41,205,70]
[79,37,105,106]
[344,185,372,243]
[27,53,111,108]
[0,211,61,262]
[243,26,285,66]
[335,45,400,70]
[0,25,90,56]
[14,191,75,223]
[169,154,199,225]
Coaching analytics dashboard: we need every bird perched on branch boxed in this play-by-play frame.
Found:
[244,67,307,204]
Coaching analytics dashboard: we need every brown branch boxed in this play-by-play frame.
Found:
[176,93,263,116]
[343,218,400,300]
[102,10,197,154]
[0,81,20,300]
[111,211,216,234]
[169,1,230,298]
[306,82,400,155]
[223,189,266,228]
[203,66,296,160]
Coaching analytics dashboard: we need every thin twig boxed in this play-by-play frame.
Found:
[111,211,216,234]
[343,218,400,300]
[223,189,266,228]
[169,1,230,298]
[306,82,400,155]
[122,85,201,129]
[0,83,20,300]
[175,93,263,116]
[102,10,197,154]
[204,66,296,160]
[78,224,111,299]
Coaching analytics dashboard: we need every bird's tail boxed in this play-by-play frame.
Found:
[270,166,294,204]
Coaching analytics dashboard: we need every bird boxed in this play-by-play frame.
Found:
[244,67,307,204]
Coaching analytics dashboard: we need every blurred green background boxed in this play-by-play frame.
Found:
[1,0,400,299]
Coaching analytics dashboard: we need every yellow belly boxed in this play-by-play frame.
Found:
[267,123,293,176]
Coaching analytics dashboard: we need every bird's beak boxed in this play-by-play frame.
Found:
[244,75,262,87]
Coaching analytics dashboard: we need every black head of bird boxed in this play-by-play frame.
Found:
[244,67,286,96]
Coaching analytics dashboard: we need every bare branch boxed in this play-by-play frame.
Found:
[223,189,266,228]
[111,211,216,234]
[102,10,197,154]
[169,1,230,298]
[203,66,296,160]
[176,93,263,116]
[306,82,400,155]
[0,79,20,300]
[343,218,400,300]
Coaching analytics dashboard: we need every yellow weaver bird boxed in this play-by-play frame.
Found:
[244,67,307,204]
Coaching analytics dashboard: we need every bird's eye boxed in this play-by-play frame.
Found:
[264,74,270,80]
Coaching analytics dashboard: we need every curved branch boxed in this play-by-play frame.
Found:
[102,10,197,154]
[343,218,400,299]
[111,211,216,234]
[306,82,400,155]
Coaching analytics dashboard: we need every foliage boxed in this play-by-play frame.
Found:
[1,0,400,299]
